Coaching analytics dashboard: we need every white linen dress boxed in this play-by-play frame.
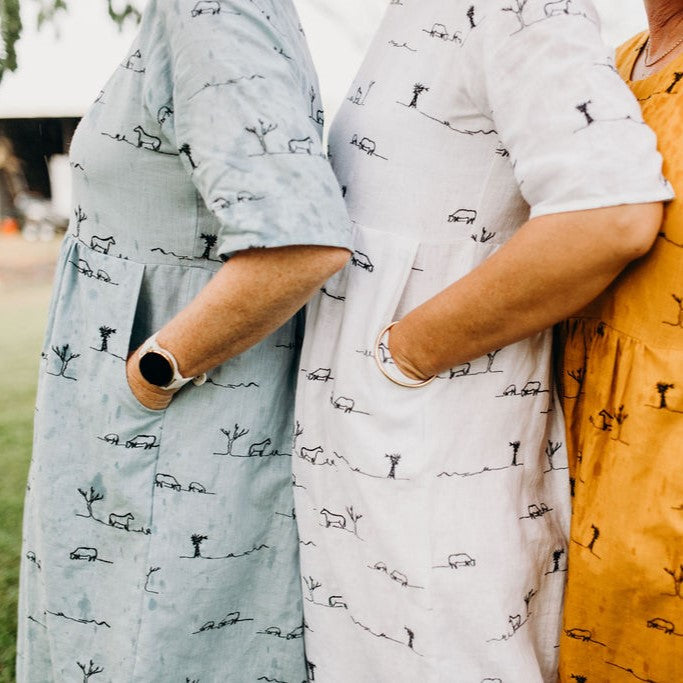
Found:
[292,1,673,681]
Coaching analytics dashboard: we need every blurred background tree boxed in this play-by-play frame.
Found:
[0,0,141,83]
[0,0,22,82]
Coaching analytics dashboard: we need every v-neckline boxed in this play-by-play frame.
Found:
[623,31,683,96]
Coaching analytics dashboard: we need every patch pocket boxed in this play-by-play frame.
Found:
[327,225,425,410]
[42,239,166,438]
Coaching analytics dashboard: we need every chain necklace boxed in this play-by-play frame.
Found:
[644,34,683,67]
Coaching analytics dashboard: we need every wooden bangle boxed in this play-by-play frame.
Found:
[373,322,437,388]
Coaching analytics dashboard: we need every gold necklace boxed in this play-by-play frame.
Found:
[644,34,683,67]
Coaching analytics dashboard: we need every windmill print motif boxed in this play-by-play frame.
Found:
[121,49,145,73]
[291,0,672,680]
[16,0,352,681]
[348,80,376,106]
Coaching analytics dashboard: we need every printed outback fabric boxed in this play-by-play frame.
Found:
[558,34,683,683]
[292,1,672,682]
[15,0,350,681]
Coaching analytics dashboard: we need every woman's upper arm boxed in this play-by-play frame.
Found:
[464,0,673,218]
[161,0,352,258]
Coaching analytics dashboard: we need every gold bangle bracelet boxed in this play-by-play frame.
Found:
[373,322,437,389]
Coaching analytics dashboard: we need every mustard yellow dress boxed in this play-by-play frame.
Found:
[558,33,683,683]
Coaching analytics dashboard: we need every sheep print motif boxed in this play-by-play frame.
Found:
[15,1,351,681]
[292,1,672,682]
[558,34,683,683]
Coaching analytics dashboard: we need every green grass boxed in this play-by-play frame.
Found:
[0,286,51,683]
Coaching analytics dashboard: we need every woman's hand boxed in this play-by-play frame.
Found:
[387,320,435,382]
[125,350,175,411]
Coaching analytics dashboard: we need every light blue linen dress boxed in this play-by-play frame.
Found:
[16,1,351,680]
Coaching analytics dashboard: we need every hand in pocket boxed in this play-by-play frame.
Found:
[125,349,175,411]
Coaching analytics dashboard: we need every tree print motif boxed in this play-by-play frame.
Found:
[647,382,683,414]
[178,143,198,169]
[502,0,531,32]
[470,227,497,243]
[190,534,208,558]
[144,566,161,594]
[485,349,502,372]
[303,575,322,602]
[293,420,304,448]
[667,72,683,94]
[523,588,537,616]
[610,405,629,444]
[544,440,566,472]
[213,424,250,456]
[510,440,522,467]
[77,660,104,682]
[77,487,104,519]
[47,343,80,380]
[467,5,476,28]
[309,86,324,125]
[97,326,116,352]
[546,548,566,574]
[663,294,683,328]
[657,383,674,408]
[564,366,585,399]
[346,506,363,538]
[586,524,600,553]
[571,523,601,558]
[199,233,218,260]
[245,119,278,154]
[408,83,429,108]
[386,453,401,479]
[663,564,683,599]
[74,205,87,237]
[576,101,594,126]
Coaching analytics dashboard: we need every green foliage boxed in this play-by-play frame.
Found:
[106,0,141,27]
[0,0,22,81]
[0,0,142,84]
[35,0,66,29]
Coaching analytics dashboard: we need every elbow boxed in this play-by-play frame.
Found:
[611,202,663,261]
[319,246,352,278]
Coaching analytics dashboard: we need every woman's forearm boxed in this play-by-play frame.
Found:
[157,245,348,374]
[389,203,663,380]
[127,245,349,407]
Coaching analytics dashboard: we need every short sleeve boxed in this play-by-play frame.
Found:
[464,0,674,219]
[161,0,352,258]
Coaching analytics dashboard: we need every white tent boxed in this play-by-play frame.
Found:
[0,0,648,121]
